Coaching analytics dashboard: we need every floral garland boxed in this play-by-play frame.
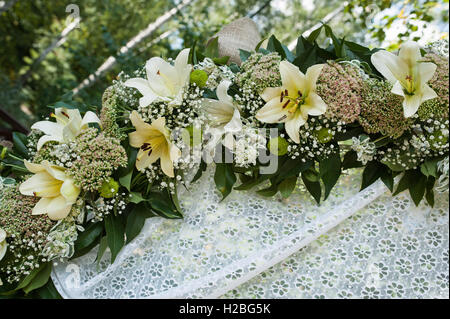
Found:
[0,26,448,297]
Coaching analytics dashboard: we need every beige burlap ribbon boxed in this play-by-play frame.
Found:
[212,17,261,65]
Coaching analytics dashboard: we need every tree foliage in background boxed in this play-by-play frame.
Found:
[0,0,448,131]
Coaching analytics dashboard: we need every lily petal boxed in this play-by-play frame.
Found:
[19,172,62,197]
[304,92,327,116]
[305,64,324,92]
[285,113,306,144]
[81,111,101,128]
[160,146,175,178]
[31,121,62,137]
[418,62,437,86]
[256,97,291,123]
[371,50,408,85]
[260,87,283,102]
[403,94,422,118]
[279,61,305,93]
[125,78,158,107]
[45,196,72,220]
[216,80,234,105]
[223,108,242,133]
[36,134,63,151]
[60,178,81,204]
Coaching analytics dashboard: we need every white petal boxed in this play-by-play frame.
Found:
[216,80,233,105]
[223,108,242,133]
[24,160,45,174]
[31,121,63,137]
[418,62,437,86]
[260,87,283,102]
[280,61,305,93]
[19,172,61,197]
[304,92,327,116]
[223,133,235,150]
[398,41,422,64]
[146,57,176,96]
[125,78,158,107]
[421,84,438,102]
[0,228,6,242]
[391,81,405,97]
[305,64,324,92]
[0,241,6,261]
[32,197,52,215]
[60,178,80,204]
[36,135,63,151]
[371,50,407,84]
[175,48,190,70]
[45,196,73,220]
[285,113,305,144]
[256,97,291,123]
[403,94,422,118]
[203,99,235,125]
[81,111,100,128]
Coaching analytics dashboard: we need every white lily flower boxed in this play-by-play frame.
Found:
[32,107,100,150]
[202,80,243,149]
[0,228,7,261]
[371,41,438,118]
[129,111,181,178]
[256,61,327,144]
[125,48,192,107]
[19,160,80,220]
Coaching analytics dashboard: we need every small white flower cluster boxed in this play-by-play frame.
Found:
[49,142,77,168]
[352,135,377,165]
[233,127,267,168]
[287,117,344,162]
[196,58,235,89]
[86,193,127,222]
[426,39,449,59]
[234,88,266,124]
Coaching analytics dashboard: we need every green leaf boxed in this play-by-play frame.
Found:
[125,203,155,244]
[307,25,323,43]
[212,56,230,65]
[278,176,298,198]
[12,132,29,159]
[257,184,279,197]
[72,222,103,259]
[319,153,342,200]
[380,170,394,193]
[409,173,427,206]
[119,171,133,192]
[274,158,312,184]
[214,163,237,200]
[324,25,346,58]
[420,159,439,178]
[105,214,125,263]
[23,263,52,294]
[15,263,47,291]
[95,236,108,266]
[393,170,417,196]
[205,37,219,58]
[191,160,207,183]
[342,150,363,170]
[129,191,145,204]
[361,161,386,191]
[148,192,182,219]
[239,49,252,62]
[425,177,436,207]
[266,35,286,59]
[33,279,62,299]
[302,173,321,204]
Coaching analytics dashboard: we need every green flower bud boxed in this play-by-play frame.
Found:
[268,137,289,156]
[190,69,208,88]
[314,128,333,144]
[99,178,119,198]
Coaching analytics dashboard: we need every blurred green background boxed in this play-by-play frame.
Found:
[0,0,448,132]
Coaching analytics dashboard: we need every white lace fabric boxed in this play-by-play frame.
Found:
[51,168,448,299]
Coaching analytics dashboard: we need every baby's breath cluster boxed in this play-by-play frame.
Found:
[86,192,128,222]
[286,116,343,161]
